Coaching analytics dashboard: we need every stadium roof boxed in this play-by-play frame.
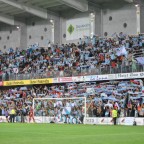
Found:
[0,0,139,25]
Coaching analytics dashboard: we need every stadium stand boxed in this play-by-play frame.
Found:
[0,0,144,125]
[0,79,144,123]
[0,33,144,81]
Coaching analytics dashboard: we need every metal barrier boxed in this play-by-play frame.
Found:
[0,64,144,81]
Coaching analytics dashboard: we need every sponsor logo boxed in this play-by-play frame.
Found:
[76,24,90,29]
[85,118,94,123]
[121,119,125,123]
[67,24,74,35]
[116,72,144,79]
[101,118,104,123]
[110,119,113,122]
[3,78,53,86]
[4,81,25,86]
[30,79,50,84]
[59,77,72,82]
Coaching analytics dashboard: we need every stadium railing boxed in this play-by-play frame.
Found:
[0,64,144,81]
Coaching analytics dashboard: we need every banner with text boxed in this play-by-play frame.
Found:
[84,117,144,126]
[52,72,144,84]
[1,116,144,125]
[115,72,144,79]
[3,78,53,86]
[66,17,90,41]
[0,81,3,86]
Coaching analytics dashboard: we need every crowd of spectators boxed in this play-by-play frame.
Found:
[0,32,144,123]
[0,32,144,81]
[0,79,144,123]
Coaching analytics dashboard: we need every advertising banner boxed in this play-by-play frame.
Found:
[53,78,59,83]
[0,81,3,86]
[0,116,53,123]
[2,72,144,86]
[84,75,109,81]
[134,118,144,125]
[66,17,90,41]
[72,76,84,82]
[3,78,53,86]
[58,77,73,83]
[0,116,7,123]
[1,116,144,125]
[97,118,113,125]
[84,117,144,126]
[124,117,134,125]
[119,117,126,125]
[115,72,144,80]
[29,79,53,85]
[108,74,115,80]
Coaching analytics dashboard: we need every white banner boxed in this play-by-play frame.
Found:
[66,17,90,41]
[0,116,7,122]
[52,72,144,84]
[115,72,144,79]
[1,116,144,125]
[125,117,134,125]
[0,116,53,123]
[84,75,109,81]
[134,118,144,125]
[72,76,85,82]
[84,117,144,126]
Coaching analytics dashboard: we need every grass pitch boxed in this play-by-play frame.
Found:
[0,123,144,144]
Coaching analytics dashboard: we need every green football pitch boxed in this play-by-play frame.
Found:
[0,123,144,144]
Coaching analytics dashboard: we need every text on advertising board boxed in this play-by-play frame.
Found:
[3,78,53,86]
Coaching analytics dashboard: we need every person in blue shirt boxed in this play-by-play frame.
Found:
[85,36,89,46]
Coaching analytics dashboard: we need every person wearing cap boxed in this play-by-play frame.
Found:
[112,107,118,125]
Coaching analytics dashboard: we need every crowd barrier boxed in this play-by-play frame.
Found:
[0,116,144,125]
[1,71,144,86]
[84,117,144,126]
[0,64,144,82]
[0,116,53,123]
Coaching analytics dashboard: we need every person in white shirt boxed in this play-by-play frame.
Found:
[48,41,51,48]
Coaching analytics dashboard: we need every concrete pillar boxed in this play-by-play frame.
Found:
[89,12,95,38]
[136,5,140,34]
[53,17,60,44]
[140,4,144,33]
[50,20,54,44]
[20,24,27,49]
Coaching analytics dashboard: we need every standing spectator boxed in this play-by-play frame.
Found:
[112,107,118,125]
[4,108,9,122]
[1,106,5,116]
[10,108,16,123]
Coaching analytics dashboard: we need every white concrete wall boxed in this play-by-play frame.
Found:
[0,4,142,51]
[140,4,144,33]
[102,4,137,36]
[26,18,52,47]
[95,8,103,36]
[0,24,20,52]
[0,13,61,51]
